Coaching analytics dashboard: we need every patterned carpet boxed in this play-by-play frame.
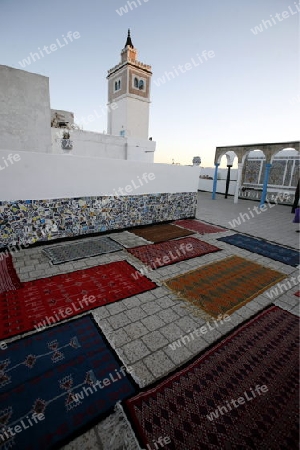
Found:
[0,316,137,450]
[42,237,123,264]
[218,234,300,267]
[175,219,227,234]
[127,237,221,269]
[0,261,156,340]
[124,306,299,450]
[128,224,194,243]
[165,256,286,318]
[0,252,22,294]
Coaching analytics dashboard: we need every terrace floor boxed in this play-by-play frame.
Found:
[6,191,300,449]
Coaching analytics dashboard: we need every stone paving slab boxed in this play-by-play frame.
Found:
[6,191,300,449]
[196,191,300,248]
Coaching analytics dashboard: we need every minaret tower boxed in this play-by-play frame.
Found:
[107,30,152,139]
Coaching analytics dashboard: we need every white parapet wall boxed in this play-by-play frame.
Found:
[51,129,156,162]
[0,150,198,200]
[0,150,200,246]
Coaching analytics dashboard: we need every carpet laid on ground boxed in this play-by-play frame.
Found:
[165,256,286,318]
[174,219,227,234]
[0,253,22,294]
[42,237,123,265]
[128,224,195,243]
[218,234,300,267]
[124,306,299,450]
[127,237,221,269]
[294,291,300,297]
[0,315,137,450]
[0,261,156,340]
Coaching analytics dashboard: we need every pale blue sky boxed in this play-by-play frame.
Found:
[0,0,299,167]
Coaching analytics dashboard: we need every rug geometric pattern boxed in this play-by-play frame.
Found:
[165,256,286,318]
[0,316,137,450]
[0,253,22,294]
[128,224,195,243]
[0,261,156,340]
[124,306,299,450]
[174,219,227,234]
[218,234,300,267]
[42,237,123,265]
[127,237,221,269]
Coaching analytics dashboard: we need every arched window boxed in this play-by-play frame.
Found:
[114,79,121,91]
[134,77,139,88]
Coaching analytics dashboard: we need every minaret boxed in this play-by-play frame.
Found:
[107,30,152,139]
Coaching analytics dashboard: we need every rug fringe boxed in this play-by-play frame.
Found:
[99,402,142,450]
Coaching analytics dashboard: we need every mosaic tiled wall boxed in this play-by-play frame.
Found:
[0,192,197,248]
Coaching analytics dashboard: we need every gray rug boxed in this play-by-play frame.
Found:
[42,237,123,265]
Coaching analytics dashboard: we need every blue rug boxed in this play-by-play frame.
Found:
[218,234,300,267]
[0,316,137,449]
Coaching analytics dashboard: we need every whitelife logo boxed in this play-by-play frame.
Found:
[250,3,300,35]
[18,31,81,68]
[206,385,269,421]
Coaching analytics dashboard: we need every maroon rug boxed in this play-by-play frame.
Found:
[124,306,299,450]
[127,237,221,269]
[175,219,226,234]
[0,252,22,294]
[294,291,300,297]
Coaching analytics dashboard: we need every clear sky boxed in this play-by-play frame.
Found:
[0,0,299,167]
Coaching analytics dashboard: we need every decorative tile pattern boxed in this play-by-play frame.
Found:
[244,160,261,184]
[269,160,286,186]
[0,193,197,248]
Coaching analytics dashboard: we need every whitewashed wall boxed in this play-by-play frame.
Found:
[0,65,52,154]
[51,129,156,162]
[0,150,200,201]
[51,129,126,159]
[198,179,237,196]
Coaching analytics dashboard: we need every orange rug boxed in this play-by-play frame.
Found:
[165,256,286,317]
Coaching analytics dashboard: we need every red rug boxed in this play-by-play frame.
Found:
[175,219,226,234]
[0,252,22,294]
[127,237,221,269]
[0,261,156,340]
[294,291,300,297]
[124,306,299,450]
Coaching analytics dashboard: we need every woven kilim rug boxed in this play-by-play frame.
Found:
[128,224,194,243]
[175,219,226,234]
[0,252,22,294]
[165,256,286,318]
[127,237,221,269]
[124,306,299,450]
[42,237,123,265]
[0,315,137,450]
[218,234,300,267]
[0,261,156,340]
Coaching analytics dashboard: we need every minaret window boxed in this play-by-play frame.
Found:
[114,79,121,92]
[132,76,146,91]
